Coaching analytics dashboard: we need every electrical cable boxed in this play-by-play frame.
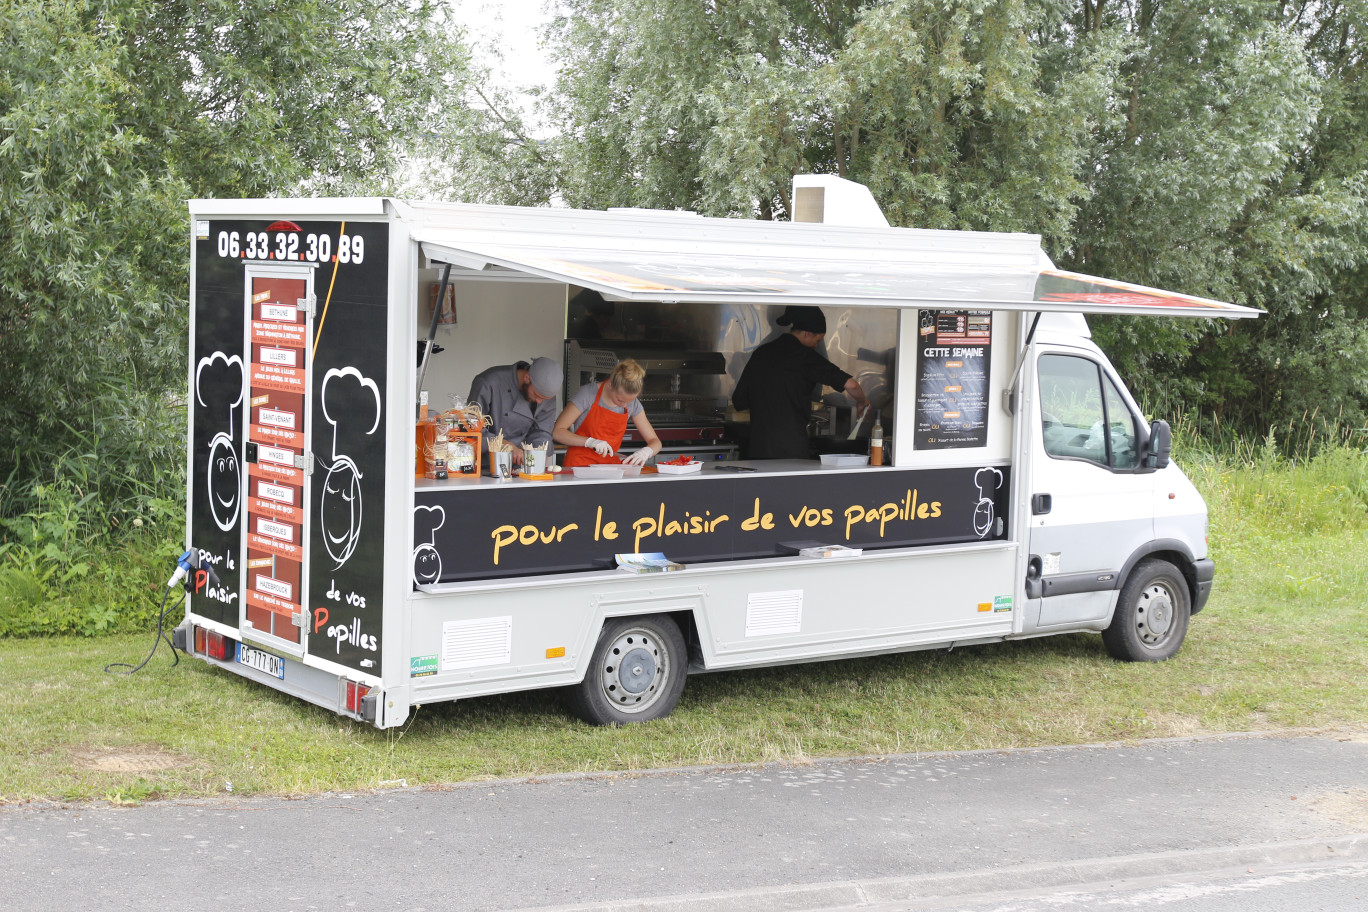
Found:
[105,585,185,675]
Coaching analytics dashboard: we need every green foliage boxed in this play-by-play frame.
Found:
[547,0,1111,241]
[0,470,184,637]
[1066,1,1368,436]
[1188,438,1368,541]
[0,0,473,510]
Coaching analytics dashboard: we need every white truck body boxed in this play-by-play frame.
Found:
[179,178,1256,726]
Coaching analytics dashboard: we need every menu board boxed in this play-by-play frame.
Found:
[244,276,310,645]
[914,310,993,450]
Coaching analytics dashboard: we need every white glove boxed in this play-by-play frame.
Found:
[583,436,614,457]
[623,446,654,467]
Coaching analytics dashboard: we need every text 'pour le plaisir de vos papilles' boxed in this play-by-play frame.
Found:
[489,490,943,565]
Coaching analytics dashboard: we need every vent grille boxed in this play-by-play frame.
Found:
[794,186,826,223]
[441,617,512,671]
[745,590,803,637]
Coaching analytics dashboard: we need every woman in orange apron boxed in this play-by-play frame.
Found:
[554,359,663,468]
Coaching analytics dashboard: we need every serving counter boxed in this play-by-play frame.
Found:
[414,458,858,491]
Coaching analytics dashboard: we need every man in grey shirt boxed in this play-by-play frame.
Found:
[468,357,561,468]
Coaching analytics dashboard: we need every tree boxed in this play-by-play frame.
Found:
[547,0,1115,248]
[1065,0,1368,439]
[0,0,473,509]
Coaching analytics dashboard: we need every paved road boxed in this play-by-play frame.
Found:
[893,858,1368,911]
[1,731,1365,911]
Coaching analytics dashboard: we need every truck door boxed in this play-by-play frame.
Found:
[1027,350,1152,627]
[241,267,315,654]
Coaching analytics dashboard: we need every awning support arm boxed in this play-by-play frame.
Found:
[1002,311,1044,416]
[417,262,452,401]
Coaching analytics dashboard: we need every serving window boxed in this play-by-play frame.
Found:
[409,274,1016,587]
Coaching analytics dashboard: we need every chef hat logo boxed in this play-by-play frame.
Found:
[973,467,1004,538]
[318,367,381,569]
[195,352,245,531]
[412,504,446,586]
[320,367,381,462]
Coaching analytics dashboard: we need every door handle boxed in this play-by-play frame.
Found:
[1031,493,1052,515]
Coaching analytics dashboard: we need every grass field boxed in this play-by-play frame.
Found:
[3,445,1366,803]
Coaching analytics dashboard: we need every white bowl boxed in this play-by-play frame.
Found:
[819,454,870,467]
[656,461,703,475]
[572,465,626,479]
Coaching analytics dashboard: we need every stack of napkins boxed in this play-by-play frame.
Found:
[798,544,863,559]
[615,552,684,573]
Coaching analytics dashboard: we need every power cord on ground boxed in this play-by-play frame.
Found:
[105,549,215,675]
[104,584,185,674]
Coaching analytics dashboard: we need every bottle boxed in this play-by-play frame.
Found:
[870,420,884,466]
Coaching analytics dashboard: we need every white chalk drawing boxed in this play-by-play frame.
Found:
[412,504,446,586]
[196,352,246,531]
[319,367,381,569]
[973,467,1004,539]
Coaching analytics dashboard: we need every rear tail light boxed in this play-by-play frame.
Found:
[345,680,371,714]
[197,628,232,661]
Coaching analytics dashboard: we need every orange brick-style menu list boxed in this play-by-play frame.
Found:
[244,277,310,643]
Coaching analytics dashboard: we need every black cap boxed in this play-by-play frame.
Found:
[776,305,827,334]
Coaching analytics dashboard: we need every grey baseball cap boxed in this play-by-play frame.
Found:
[528,357,561,398]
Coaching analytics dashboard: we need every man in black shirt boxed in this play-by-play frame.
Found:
[732,306,869,459]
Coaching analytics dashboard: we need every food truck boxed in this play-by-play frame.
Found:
[178,175,1259,726]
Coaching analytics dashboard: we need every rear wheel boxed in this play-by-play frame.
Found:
[1102,558,1191,661]
[565,615,688,725]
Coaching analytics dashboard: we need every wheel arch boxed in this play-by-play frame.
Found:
[1117,540,1202,614]
[565,609,693,724]
[585,599,701,683]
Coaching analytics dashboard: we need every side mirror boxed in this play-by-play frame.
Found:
[1144,419,1172,470]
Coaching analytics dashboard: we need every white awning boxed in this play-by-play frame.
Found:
[411,207,1260,319]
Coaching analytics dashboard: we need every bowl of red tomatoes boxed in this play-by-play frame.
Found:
[655,456,703,475]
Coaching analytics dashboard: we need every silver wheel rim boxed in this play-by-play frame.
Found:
[1135,582,1175,646]
[598,628,671,714]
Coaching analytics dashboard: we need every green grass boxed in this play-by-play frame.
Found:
[3,445,1367,803]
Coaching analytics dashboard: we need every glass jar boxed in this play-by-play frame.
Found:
[449,438,476,474]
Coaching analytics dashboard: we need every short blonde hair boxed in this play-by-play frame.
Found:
[609,359,645,396]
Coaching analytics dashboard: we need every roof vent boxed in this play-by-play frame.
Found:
[791,175,890,228]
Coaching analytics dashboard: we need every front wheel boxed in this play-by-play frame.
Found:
[1102,559,1191,662]
[565,615,688,725]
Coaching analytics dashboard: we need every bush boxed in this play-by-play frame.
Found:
[0,458,185,638]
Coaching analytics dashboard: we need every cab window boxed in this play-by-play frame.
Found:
[1038,354,1139,470]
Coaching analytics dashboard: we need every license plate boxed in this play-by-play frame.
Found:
[236,643,285,680]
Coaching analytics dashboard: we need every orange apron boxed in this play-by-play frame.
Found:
[562,382,630,468]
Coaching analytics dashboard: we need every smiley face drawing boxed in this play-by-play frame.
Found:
[196,352,246,531]
[319,367,381,569]
[207,434,241,528]
[973,466,1004,539]
[412,505,445,587]
[320,455,363,568]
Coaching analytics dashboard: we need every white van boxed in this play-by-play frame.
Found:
[177,176,1257,726]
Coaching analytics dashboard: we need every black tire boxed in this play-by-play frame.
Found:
[1102,558,1191,661]
[565,615,688,725]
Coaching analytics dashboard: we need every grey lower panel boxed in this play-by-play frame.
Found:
[1035,590,1116,628]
